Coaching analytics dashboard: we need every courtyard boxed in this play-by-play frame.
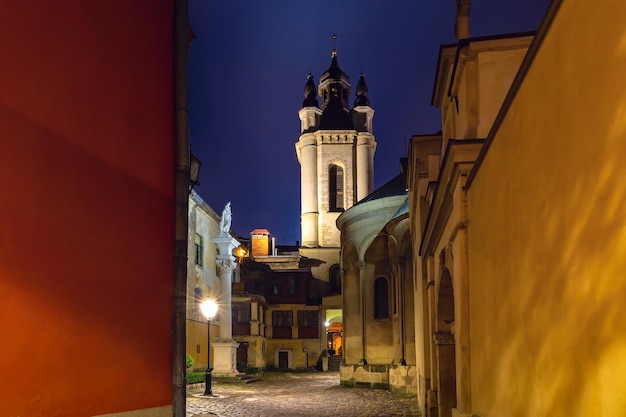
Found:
[187,371,420,417]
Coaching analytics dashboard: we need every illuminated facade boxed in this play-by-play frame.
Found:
[234,236,330,370]
[409,31,533,416]
[295,50,377,365]
[409,1,626,416]
[337,163,418,394]
[187,192,241,375]
[295,49,377,285]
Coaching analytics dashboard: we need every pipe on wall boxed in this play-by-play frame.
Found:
[173,0,190,415]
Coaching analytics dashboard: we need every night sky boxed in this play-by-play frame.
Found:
[188,0,550,244]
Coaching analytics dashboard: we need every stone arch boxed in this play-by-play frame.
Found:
[435,267,457,416]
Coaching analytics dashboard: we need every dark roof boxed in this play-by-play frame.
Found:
[354,170,407,207]
[319,97,354,130]
[354,73,370,107]
[320,55,349,84]
[390,198,409,219]
[302,74,319,108]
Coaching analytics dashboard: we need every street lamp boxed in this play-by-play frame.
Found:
[189,152,201,190]
[200,299,218,396]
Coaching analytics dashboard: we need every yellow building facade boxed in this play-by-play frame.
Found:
[409,0,626,416]
[465,1,626,415]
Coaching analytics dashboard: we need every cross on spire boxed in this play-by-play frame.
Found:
[330,31,339,57]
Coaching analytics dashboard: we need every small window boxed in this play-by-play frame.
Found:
[374,277,389,319]
[298,310,318,328]
[288,275,300,294]
[272,276,281,295]
[272,310,293,327]
[233,305,251,322]
[194,234,203,266]
[329,165,344,212]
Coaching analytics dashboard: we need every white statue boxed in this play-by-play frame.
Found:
[219,202,232,236]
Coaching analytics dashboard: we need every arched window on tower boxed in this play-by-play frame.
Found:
[374,277,389,319]
[329,165,344,212]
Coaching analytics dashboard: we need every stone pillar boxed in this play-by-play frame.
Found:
[356,134,370,202]
[296,133,319,247]
[291,308,299,339]
[211,235,240,375]
[359,263,367,365]
[250,300,259,336]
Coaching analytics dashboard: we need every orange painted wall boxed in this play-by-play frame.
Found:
[0,1,174,416]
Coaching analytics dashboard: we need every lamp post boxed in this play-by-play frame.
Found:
[189,152,202,190]
[200,299,218,396]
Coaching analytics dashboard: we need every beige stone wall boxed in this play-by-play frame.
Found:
[389,365,418,395]
[476,47,527,137]
[186,193,227,368]
[234,335,267,370]
[300,246,339,282]
[340,364,390,389]
[265,303,322,368]
[186,319,217,370]
[437,37,531,148]
[467,1,626,415]
[407,134,442,414]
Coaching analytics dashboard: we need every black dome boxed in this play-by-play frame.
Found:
[320,55,350,84]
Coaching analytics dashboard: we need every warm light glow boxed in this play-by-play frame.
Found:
[200,299,218,321]
[324,321,330,327]
[235,246,248,258]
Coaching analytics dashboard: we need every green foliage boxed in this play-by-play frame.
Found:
[237,364,260,375]
[186,371,205,385]
[186,353,194,369]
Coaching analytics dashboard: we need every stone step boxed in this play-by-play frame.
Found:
[243,378,262,384]
[238,374,262,384]
[328,355,342,371]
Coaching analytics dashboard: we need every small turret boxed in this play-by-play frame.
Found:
[302,73,319,108]
[352,73,374,133]
[299,73,322,133]
[354,73,370,107]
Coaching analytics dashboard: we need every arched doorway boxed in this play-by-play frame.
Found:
[326,321,343,355]
[436,268,457,416]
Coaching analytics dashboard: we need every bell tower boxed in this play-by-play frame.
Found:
[295,45,376,280]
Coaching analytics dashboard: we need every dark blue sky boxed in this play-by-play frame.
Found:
[188,0,550,244]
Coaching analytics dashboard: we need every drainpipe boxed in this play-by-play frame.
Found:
[173,0,190,415]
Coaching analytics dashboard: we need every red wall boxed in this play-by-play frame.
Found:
[0,1,175,416]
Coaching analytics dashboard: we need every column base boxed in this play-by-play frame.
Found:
[212,341,240,376]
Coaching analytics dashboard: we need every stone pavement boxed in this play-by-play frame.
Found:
[186,371,420,417]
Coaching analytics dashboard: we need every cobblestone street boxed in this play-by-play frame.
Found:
[187,371,420,417]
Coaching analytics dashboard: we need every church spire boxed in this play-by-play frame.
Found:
[354,73,370,107]
[302,73,319,108]
[330,31,338,57]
